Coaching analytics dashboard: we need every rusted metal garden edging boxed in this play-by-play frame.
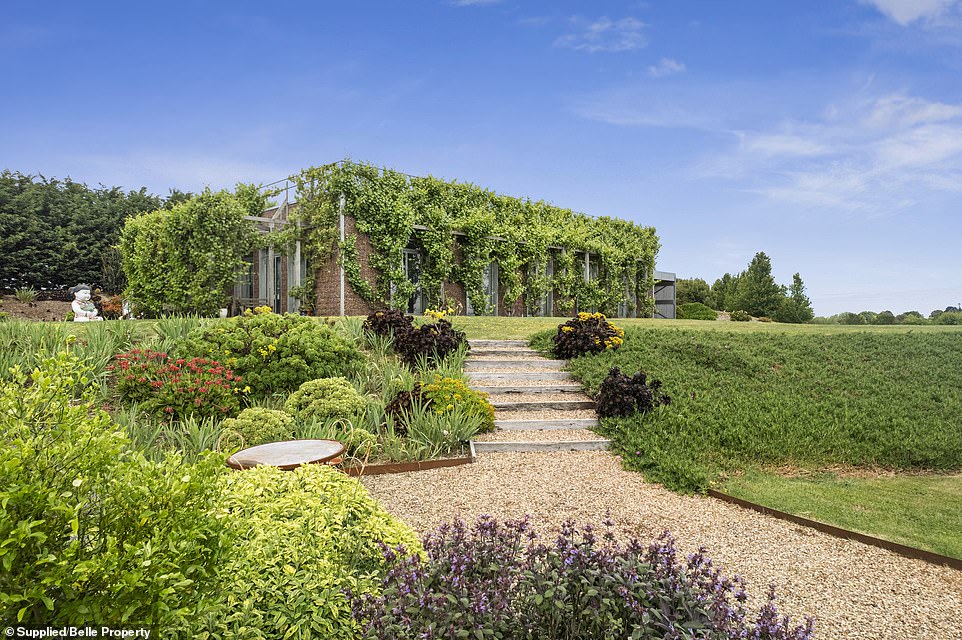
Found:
[342,455,473,477]
[707,489,962,571]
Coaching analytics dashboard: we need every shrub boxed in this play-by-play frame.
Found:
[395,318,467,366]
[221,407,294,447]
[284,377,366,422]
[934,311,962,325]
[552,312,624,359]
[678,302,717,321]
[422,374,495,433]
[363,308,413,338]
[730,309,751,322]
[204,464,419,638]
[178,309,364,397]
[596,367,671,419]
[363,309,467,366]
[351,515,814,640]
[0,352,229,629]
[110,349,243,420]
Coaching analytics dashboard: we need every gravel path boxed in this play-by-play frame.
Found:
[362,451,962,640]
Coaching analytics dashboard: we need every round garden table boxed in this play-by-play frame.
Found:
[226,439,346,470]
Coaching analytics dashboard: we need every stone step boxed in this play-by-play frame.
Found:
[495,418,599,430]
[471,440,610,453]
[469,348,541,357]
[492,400,595,411]
[468,371,574,382]
[464,359,565,371]
[468,340,529,348]
[473,384,584,394]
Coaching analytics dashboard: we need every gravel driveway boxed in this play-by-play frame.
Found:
[361,450,962,640]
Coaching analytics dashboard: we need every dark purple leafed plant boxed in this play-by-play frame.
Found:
[349,515,815,640]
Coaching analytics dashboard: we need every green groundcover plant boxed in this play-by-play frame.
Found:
[178,309,363,397]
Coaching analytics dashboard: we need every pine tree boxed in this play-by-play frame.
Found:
[732,252,784,317]
[775,272,814,323]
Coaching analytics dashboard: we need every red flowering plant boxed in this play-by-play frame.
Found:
[108,348,245,420]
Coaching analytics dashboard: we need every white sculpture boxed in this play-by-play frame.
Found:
[70,284,103,322]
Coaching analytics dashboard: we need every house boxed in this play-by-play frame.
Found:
[236,162,677,320]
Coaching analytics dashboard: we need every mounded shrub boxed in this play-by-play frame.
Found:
[363,308,413,337]
[363,309,467,366]
[678,302,717,321]
[221,407,294,447]
[351,515,814,640]
[109,348,243,420]
[596,367,671,419]
[422,374,495,433]
[201,463,420,637]
[284,377,366,422]
[178,309,364,397]
[0,352,228,629]
[552,312,624,359]
[730,309,751,322]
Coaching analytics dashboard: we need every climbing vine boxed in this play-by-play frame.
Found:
[284,161,660,316]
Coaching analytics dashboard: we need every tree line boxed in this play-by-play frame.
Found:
[676,252,814,323]
[0,171,193,293]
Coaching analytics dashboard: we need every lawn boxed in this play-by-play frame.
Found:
[723,469,962,558]
[527,320,962,556]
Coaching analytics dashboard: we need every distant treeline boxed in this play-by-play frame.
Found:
[811,307,962,325]
[0,171,191,293]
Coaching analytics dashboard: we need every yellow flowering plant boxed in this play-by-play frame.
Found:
[552,312,625,359]
[422,374,495,433]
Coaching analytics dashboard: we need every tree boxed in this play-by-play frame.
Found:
[676,278,715,308]
[711,273,738,311]
[0,172,163,291]
[120,187,260,316]
[773,272,814,323]
[873,310,896,325]
[731,252,784,317]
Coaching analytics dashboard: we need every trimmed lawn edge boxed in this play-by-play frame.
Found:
[707,489,962,569]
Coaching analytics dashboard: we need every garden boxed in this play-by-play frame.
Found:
[0,307,822,638]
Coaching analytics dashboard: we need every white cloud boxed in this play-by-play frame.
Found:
[859,0,960,25]
[554,17,647,53]
[725,93,962,212]
[448,0,502,6]
[647,57,685,78]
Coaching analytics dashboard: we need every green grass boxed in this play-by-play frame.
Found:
[723,469,962,559]
[449,315,962,339]
[530,325,962,493]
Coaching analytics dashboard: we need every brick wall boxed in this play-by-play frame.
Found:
[313,215,377,317]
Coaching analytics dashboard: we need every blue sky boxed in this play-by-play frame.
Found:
[3,0,962,316]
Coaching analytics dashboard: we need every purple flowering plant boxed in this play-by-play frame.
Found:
[350,515,814,640]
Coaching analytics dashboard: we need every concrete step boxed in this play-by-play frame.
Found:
[468,340,529,348]
[473,384,584,394]
[468,371,574,382]
[492,400,595,411]
[495,418,599,430]
[464,359,565,371]
[469,348,541,357]
[471,440,610,453]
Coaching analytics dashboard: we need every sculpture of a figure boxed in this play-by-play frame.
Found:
[70,284,103,322]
